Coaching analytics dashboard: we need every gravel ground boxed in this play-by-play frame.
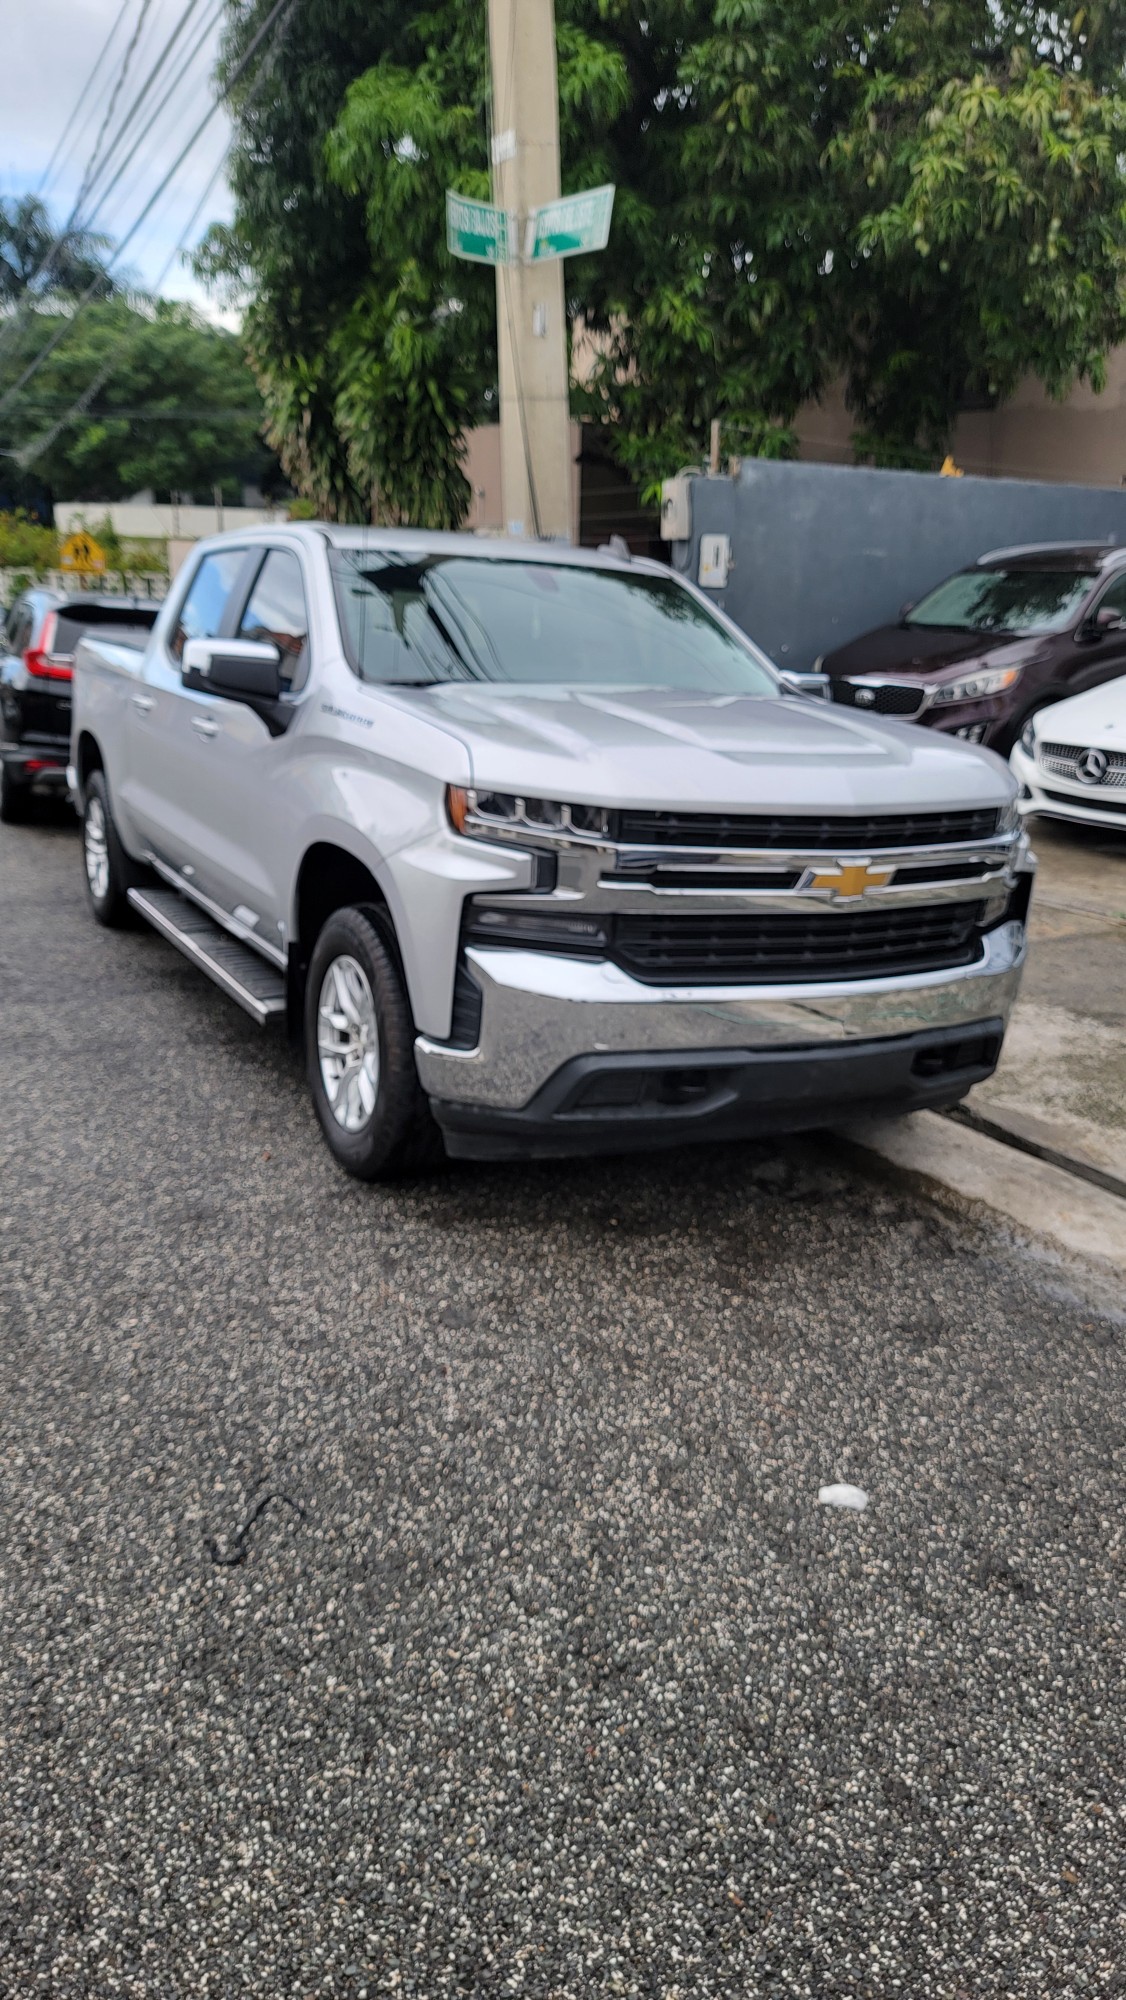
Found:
[1,806,1123,1999]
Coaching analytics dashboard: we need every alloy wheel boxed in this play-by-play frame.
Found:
[317,953,381,1132]
[84,797,110,902]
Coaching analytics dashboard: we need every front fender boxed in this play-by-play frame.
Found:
[292,809,534,1041]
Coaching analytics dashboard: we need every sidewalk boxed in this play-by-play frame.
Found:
[968,816,1126,1189]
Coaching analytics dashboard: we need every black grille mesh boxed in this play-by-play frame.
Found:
[612,903,982,985]
[613,808,1000,850]
[831,680,929,717]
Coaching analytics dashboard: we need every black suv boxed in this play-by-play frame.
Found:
[0,588,160,821]
[821,543,1126,753]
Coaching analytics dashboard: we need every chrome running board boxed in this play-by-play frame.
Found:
[127,886,286,1025]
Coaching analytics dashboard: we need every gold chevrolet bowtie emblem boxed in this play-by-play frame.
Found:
[806,859,896,899]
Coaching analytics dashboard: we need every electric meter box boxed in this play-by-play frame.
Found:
[660,475,691,542]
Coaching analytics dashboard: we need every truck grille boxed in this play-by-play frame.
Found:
[612,903,982,985]
[831,679,929,718]
[613,807,1000,850]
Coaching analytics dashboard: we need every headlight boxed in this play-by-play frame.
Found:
[812,655,824,673]
[447,786,612,840]
[931,665,1023,706]
[1018,719,1037,758]
[997,796,1022,837]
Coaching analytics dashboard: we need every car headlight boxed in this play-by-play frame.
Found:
[930,665,1023,706]
[997,795,1022,837]
[1018,719,1037,758]
[812,655,824,673]
[447,786,612,841]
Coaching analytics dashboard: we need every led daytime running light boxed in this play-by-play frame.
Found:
[447,786,611,839]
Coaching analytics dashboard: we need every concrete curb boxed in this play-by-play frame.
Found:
[837,1109,1126,1282]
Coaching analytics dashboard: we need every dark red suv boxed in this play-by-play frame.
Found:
[821,543,1126,753]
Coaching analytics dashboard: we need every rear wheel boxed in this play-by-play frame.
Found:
[82,770,137,927]
[305,904,441,1180]
[0,760,30,824]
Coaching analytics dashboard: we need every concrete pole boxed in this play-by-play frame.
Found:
[488,0,572,540]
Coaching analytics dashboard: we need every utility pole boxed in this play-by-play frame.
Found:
[487,0,572,540]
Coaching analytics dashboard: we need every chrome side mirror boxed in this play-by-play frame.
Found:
[779,670,831,700]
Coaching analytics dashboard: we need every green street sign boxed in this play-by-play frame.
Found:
[528,184,615,262]
[446,192,513,265]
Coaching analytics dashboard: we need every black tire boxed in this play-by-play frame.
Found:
[305,904,442,1181]
[0,760,30,824]
[82,769,139,927]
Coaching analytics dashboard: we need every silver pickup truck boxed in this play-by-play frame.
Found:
[70,524,1034,1179]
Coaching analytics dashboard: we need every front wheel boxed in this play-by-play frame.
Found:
[305,905,441,1180]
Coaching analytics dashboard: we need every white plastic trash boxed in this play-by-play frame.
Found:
[818,1483,869,1511]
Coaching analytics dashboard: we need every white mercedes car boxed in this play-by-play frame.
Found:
[1010,676,1126,832]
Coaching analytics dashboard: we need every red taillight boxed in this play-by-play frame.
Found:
[24,612,72,681]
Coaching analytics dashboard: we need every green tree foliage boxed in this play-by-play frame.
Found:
[0,194,115,306]
[0,299,274,504]
[205,0,1126,513]
[696,0,1126,467]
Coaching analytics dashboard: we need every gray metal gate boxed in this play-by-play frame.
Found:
[669,459,1126,670]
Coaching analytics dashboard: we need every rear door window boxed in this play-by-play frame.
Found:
[1092,572,1126,622]
[169,550,248,661]
[53,605,159,657]
[237,549,310,693]
[5,598,31,657]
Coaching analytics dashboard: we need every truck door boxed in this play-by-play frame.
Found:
[121,546,253,868]
[169,546,312,947]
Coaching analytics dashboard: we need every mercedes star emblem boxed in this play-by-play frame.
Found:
[1076,747,1109,785]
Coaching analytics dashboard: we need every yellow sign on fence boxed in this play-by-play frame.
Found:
[59,530,107,574]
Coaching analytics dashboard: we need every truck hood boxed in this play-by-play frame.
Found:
[403,683,1013,814]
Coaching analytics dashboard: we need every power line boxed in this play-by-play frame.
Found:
[19,0,158,312]
[81,0,217,233]
[81,0,159,213]
[0,0,295,420]
[0,0,215,355]
[35,0,135,201]
[12,5,297,473]
[11,144,235,471]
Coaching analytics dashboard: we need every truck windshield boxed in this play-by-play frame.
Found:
[906,568,1094,636]
[330,552,778,695]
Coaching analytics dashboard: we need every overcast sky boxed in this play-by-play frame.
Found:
[2,0,236,318]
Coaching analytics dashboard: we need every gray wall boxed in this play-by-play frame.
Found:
[674,459,1126,670]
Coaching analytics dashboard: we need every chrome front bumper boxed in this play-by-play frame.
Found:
[415,919,1028,1111]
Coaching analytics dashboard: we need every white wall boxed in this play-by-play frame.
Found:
[54,501,287,540]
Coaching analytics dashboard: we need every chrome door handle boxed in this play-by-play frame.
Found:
[131,694,155,714]
[191,716,219,739]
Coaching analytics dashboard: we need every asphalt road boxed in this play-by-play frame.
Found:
[1,805,1123,1999]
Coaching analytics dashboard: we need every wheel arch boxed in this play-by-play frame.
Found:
[290,838,410,1036]
[74,729,105,806]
